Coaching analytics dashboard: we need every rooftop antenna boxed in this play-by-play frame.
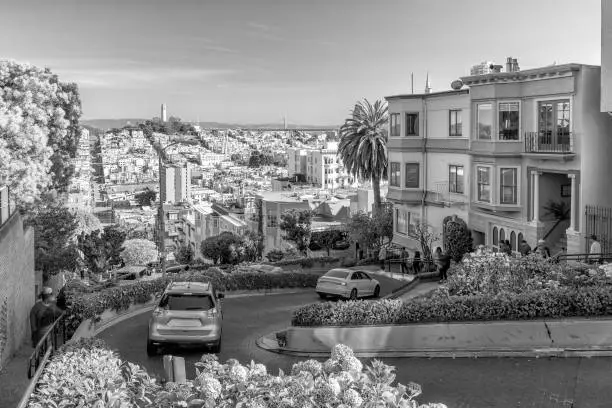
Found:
[411,72,414,94]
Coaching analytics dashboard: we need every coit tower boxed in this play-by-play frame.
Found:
[161,104,167,122]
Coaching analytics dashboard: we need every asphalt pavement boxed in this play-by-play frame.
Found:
[97,283,612,408]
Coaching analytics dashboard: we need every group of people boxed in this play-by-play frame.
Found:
[378,246,451,282]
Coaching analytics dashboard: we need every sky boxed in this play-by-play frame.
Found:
[0,0,602,125]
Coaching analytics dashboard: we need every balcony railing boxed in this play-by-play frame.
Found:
[524,131,574,154]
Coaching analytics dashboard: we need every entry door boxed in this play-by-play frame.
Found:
[538,100,570,151]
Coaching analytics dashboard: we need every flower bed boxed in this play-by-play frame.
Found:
[292,254,612,327]
[27,339,444,408]
[64,270,319,333]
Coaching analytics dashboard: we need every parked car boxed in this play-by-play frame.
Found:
[332,239,350,250]
[315,268,380,300]
[147,281,224,356]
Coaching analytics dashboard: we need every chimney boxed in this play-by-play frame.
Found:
[506,57,513,73]
[512,58,520,72]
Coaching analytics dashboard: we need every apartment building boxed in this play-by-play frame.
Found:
[160,163,191,204]
[304,141,353,189]
[287,147,308,177]
[386,60,612,255]
[385,89,471,251]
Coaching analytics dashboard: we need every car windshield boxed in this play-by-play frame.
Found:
[159,294,214,311]
[325,270,350,279]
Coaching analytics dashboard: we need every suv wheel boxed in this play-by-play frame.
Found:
[146,340,157,356]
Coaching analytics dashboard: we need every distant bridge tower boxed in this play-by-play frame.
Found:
[283,114,287,130]
[161,104,167,122]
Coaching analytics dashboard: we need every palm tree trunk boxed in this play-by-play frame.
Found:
[372,177,382,213]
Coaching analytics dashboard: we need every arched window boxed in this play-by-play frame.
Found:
[500,228,506,243]
[492,227,498,245]
[510,231,516,250]
[518,233,524,247]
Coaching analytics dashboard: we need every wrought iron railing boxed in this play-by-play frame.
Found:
[552,252,612,264]
[27,312,68,379]
[524,131,574,154]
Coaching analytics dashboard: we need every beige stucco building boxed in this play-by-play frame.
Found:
[387,62,612,255]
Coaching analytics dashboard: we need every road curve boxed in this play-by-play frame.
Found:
[97,280,612,407]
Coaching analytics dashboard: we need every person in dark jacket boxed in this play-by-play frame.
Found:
[412,251,423,275]
[400,247,410,274]
[519,240,532,257]
[503,240,513,256]
[434,247,451,283]
[30,287,63,347]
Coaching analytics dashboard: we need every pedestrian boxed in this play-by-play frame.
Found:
[589,235,603,264]
[400,247,410,274]
[29,287,63,347]
[378,245,388,270]
[519,240,532,257]
[503,239,513,256]
[535,239,551,259]
[434,247,451,283]
[412,250,423,275]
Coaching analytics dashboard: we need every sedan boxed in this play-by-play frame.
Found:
[316,268,381,300]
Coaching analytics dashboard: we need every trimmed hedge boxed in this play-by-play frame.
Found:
[269,256,340,267]
[291,286,612,327]
[65,271,319,333]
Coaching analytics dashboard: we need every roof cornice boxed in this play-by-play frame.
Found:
[460,63,585,86]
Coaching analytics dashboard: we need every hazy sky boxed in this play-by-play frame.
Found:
[0,0,602,125]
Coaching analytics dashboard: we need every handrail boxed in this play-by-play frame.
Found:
[553,252,612,263]
[543,210,570,241]
[27,312,68,379]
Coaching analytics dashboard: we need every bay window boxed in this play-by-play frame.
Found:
[477,166,491,202]
[500,168,518,204]
[405,163,420,188]
[477,104,492,140]
[498,102,520,140]
[390,162,400,187]
[449,165,464,194]
[390,113,400,136]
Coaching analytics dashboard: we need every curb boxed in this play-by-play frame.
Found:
[383,276,421,299]
[256,332,612,359]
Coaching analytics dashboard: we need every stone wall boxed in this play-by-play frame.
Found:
[0,213,35,370]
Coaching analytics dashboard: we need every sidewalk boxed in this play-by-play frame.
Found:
[0,342,34,408]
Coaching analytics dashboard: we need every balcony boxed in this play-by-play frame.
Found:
[523,131,575,160]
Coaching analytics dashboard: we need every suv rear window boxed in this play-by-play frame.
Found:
[159,294,214,311]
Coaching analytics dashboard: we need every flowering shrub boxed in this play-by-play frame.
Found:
[271,256,340,267]
[29,342,444,408]
[293,286,612,326]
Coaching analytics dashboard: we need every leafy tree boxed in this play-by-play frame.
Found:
[77,230,113,274]
[121,239,158,266]
[0,61,82,206]
[242,230,264,262]
[413,222,441,261]
[442,215,473,262]
[279,209,313,256]
[200,236,222,264]
[174,245,195,265]
[216,232,244,265]
[339,99,389,212]
[312,229,344,256]
[25,206,80,274]
[373,203,394,245]
[135,188,157,207]
[248,151,263,168]
[71,210,102,241]
[103,225,128,266]
[346,206,392,256]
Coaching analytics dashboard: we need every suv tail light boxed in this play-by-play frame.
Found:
[153,307,163,316]
[207,308,218,318]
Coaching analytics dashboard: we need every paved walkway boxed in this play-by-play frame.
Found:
[0,342,33,408]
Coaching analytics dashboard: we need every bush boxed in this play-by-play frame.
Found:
[28,342,443,408]
[64,271,320,334]
[272,256,340,267]
[292,286,612,326]
[265,249,284,262]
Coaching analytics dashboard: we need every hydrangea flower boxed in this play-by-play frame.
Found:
[342,388,363,407]
[196,373,222,400]
[250,363,267,377]
[331,344,354,361]
[291,359,323,377]
[229,364,248,383]
[340,356,363,374]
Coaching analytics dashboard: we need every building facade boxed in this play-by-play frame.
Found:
[602,0,612,114]
[287,147,307,177]
[160,164,191,204]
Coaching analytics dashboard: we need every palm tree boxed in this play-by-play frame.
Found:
[338,99,389,212]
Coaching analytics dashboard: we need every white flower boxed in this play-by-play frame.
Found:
[382,390,395,403]
[196,373,222,400]
[250,363,267,377]
[331,344,354,361]
[177,401,188,407]
[327,378,342,396]
[340,356,363,374]
[229,364,248,383]
[291,359,323,377]
[342,389,363,408]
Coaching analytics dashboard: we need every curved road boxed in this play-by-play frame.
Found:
[98,277,612,407]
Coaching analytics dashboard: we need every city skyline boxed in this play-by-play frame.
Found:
[0,0,602,125]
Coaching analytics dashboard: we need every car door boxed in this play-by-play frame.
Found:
[354,271,369,295]
[359,271,374,295]
[349,272,361,294]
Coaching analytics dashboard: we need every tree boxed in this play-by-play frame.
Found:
[25,206,80,274]
[242,230,264,262]
[279,209,313,256]
[413,222,441,261]
[339,99,389,212]
[443,215,473,262]
[372,203,394,245]
[77,230,113,275]
[71,210,102,242]
[201,236,222,264]
[121,239,158,266]
[0,61,82,206]
[103,225,128,267]
[174,245,195,265]
[248,151,262,168]
[135,188,157,207]
[216,232,244,265]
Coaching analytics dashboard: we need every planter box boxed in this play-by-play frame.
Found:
[285,318,612,355]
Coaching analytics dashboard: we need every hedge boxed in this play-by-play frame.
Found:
[64,271,319,333]
[291,286,612,327]
[269,256,340,267]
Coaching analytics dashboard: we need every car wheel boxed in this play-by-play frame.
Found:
[210,338,222,354]
[146,340,157,356]
[373,285,380,298]
[349,288,358,300]
[317,292,327,299]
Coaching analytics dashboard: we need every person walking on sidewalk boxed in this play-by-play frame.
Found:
[400,247,410,274]
[29,287,63,347]
[589,235,603,265]
[412,251,423,275]
[434,247,451,283]
[378,245,388,270]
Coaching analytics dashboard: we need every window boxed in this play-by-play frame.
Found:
[477,104,493,140]
[266,211,277,227]
[510,231,516,250]
[390,113,400,136]
[449,165,464,194]
[477,166,491,202]
[405,113,419,136]
[498,102,520,140]
[500,168,518,204]
[449,110,462,136]
[395,209,409,234]
[159,294,214,311]
[389,162,400,187]
[492,227,498,246]
[405,163,420,188]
